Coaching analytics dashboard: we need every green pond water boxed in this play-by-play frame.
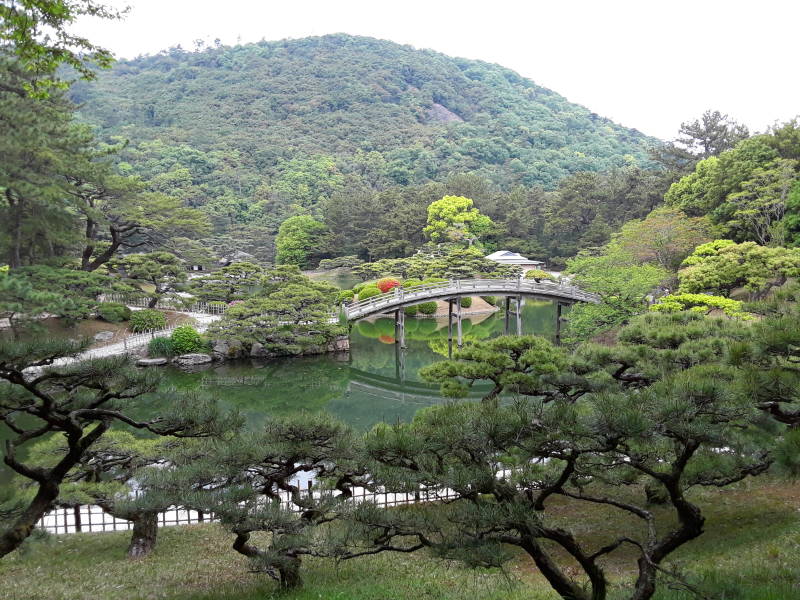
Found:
[155,299,565,432]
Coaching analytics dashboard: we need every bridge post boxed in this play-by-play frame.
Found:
[395,309,406,349]
[516,295,522,336]
[555,302,565,345]
[448,299,454,358]
[504,296,510,334]
[456,298,463,348]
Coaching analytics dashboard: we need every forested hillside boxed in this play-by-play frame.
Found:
[74,34,654,187]
[68,34,661,263]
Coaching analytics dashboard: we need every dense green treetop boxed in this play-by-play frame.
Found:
[0,0,122,95]
[423,195,493,245]
[112,251,187,307]
[188,261,264,303]
[678,239,800,295]
[274,215,329,268]
[664,123,800,244]
[613,206,712,270]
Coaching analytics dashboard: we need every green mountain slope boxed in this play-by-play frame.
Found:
[72,33,656,192]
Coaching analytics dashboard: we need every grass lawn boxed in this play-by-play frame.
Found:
[2,479,798,600]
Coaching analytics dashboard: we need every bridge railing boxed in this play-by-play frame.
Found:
[344,279,599,319]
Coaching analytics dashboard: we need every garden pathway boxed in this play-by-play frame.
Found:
[29,309,222,370]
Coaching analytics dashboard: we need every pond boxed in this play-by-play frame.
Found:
[155,299,565,432]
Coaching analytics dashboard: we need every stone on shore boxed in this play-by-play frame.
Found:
[173,353,213,366]
[94,331,115,342]
[212,339,244,359]
[137,358,168,367]
[250,342,267,357]
[327,335,350,353]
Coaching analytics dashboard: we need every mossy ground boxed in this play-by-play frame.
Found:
[2,479,798,600]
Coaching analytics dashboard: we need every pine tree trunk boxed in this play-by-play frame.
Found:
[0,482,58,558]
[126,512,158,559]
[7,192,23,269]
[520,538,594,600]
[279,556,302,588]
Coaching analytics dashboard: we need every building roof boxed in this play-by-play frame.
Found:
[485,250,543,265]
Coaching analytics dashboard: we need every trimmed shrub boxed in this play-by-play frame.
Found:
[336,289,355,304]
[418,301,438,315]
[318,256,363,270]
[460,297,473,308]
[357,286,381,301]
[147,336,175,357]
[170,325,205,354]
[402,278,423,288]
[404,304,419,316]
[129,309,167,333]
[482,296,497,306]
[97,302,132,323]
[650,293,752,319]
[422,277,448,284]
[352,282,369,294]
[376,277,401,293]
[524,269,555,282]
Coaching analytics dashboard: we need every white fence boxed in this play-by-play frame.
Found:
[103,294,228,315]
[38,483,458,535]
[119,326,182,353]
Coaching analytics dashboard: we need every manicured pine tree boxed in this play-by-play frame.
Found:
[0,332,232,558]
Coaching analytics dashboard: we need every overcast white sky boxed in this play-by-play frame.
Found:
[74,0,799,140]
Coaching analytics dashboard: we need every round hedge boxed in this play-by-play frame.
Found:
[404,304,419,316]
[417,301,438,315]
[524,269,555,282]
[170,325,205,354]
[481,296,497,306]
[402,278,423,289]
[357,286,382,301]
[97,302,132,323]
[460,297,473,308]
[336,289,355,304]
[129,309,167,333]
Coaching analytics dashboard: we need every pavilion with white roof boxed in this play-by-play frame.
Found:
[484,250,545,271]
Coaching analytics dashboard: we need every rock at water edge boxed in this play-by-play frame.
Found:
[173,353,213,366]
[137,358,168,367]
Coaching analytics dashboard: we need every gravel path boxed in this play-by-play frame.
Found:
[32,311,222,370]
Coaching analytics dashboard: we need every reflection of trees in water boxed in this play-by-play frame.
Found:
[155,357,351,428]
[350,301,558,381]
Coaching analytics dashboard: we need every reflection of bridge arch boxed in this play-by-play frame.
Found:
[347,367,491,401]
[343,279,599,321]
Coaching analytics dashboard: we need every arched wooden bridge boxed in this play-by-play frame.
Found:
[343,278,600,321]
